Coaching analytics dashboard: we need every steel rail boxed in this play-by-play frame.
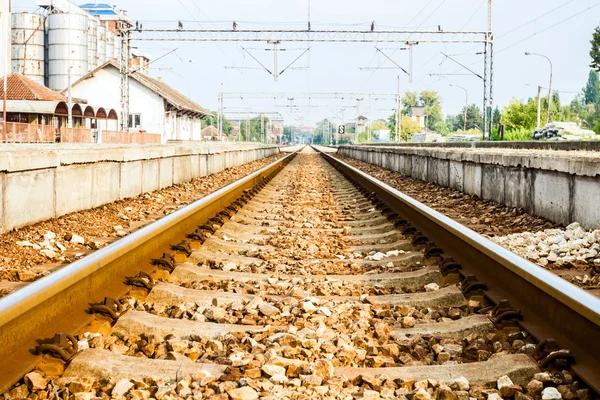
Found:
[0,150,297,394]
[314,146,600,392]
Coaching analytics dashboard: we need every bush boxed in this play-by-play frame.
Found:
[503,127,531,141]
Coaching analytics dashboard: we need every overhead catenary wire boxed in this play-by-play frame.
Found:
[496,1,600,54]
[174,0,234,63]
[456,0,582,56]
[459,0,486,31]
[419,1,600,91]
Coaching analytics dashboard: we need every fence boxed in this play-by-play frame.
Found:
[0,122,55,143]
[59,128,93,143]
[0,123,159,144]
[102,131,162,144]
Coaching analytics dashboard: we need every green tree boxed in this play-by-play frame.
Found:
[419,90,444,132]
[590,26,600,71]
[455,104,483,132]
[201,113,232,136]
[314,119,338,144]
[492,107,502,128]
[240,116,270,142]
[583,70,600,105]
[401,91,418,115]
[445,114,459,133]
[387,113,422,141]
[500,99,538,131]
[366,119,388,132]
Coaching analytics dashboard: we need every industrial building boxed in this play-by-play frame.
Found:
[67,61,212,142]
[2,0,212,143]
[10,0,129,91]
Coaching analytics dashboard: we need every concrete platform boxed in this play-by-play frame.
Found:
[0,143,278,233]
[338,145,600,228]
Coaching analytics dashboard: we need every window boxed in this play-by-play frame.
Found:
[128,113,142,128]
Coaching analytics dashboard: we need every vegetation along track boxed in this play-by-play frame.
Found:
[1,146,600,399]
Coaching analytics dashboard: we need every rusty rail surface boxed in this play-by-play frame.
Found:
[315,146,600,393]
[0,150,296,394]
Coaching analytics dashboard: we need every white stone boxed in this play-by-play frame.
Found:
[228,386,259,400]
[541,387,562,400]
[450,376,470,391]
[259,302,280,317]
[488,394,503,400]
[302,301,317,313]
[262,364,286,377]
[112,379,134,397]
[70,234,85,244]
[424,283,440,292]
[269,374,288,384]
[43,231,56,240]
[497,375,513,389]
[40,249,56,259]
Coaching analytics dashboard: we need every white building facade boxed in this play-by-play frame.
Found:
[68,61,211,142]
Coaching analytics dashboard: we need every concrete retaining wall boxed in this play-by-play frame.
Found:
[338,145,600,229]
[0,143,278,233]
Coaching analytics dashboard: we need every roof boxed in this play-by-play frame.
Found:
[0,74,67,102]
[5,100,66,114]
[80,3,113,8]
[201,125,219,137]
[68,61,212,117]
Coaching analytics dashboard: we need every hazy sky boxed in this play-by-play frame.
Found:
[14,0,600,125]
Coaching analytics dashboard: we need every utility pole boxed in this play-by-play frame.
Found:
[368,97,372,143]
[217,86,225,139]
[271,41,280,81]
[487,0,494,137]
[525,52,553,126]
[395,75,400,142]
[245,117,249,141]
[340,108,345,145]
[356,98,363,143]
[119,26,131,131]
[536,85,542,128]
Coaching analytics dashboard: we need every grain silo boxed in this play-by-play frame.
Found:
[47,12,88,91]
[97,24,106,65]
[106,29,115,61]
[87,17,98,69]
[11,13,45,85]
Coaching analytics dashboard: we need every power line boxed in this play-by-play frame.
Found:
[459,0,485,31]
[415,0,447,30]
[175,0,234,63]
[420,1,599,90]
[356,0,444,90]
[497,2,600,54]
[405,0,436,27]
[497,0,578,39]
[456,0,581,56]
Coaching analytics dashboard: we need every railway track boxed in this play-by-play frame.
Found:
[1,146,600,399]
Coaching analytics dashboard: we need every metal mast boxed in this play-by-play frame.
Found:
[482,0,494,140]
[119,26,131,131]
[488,0,494,138]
